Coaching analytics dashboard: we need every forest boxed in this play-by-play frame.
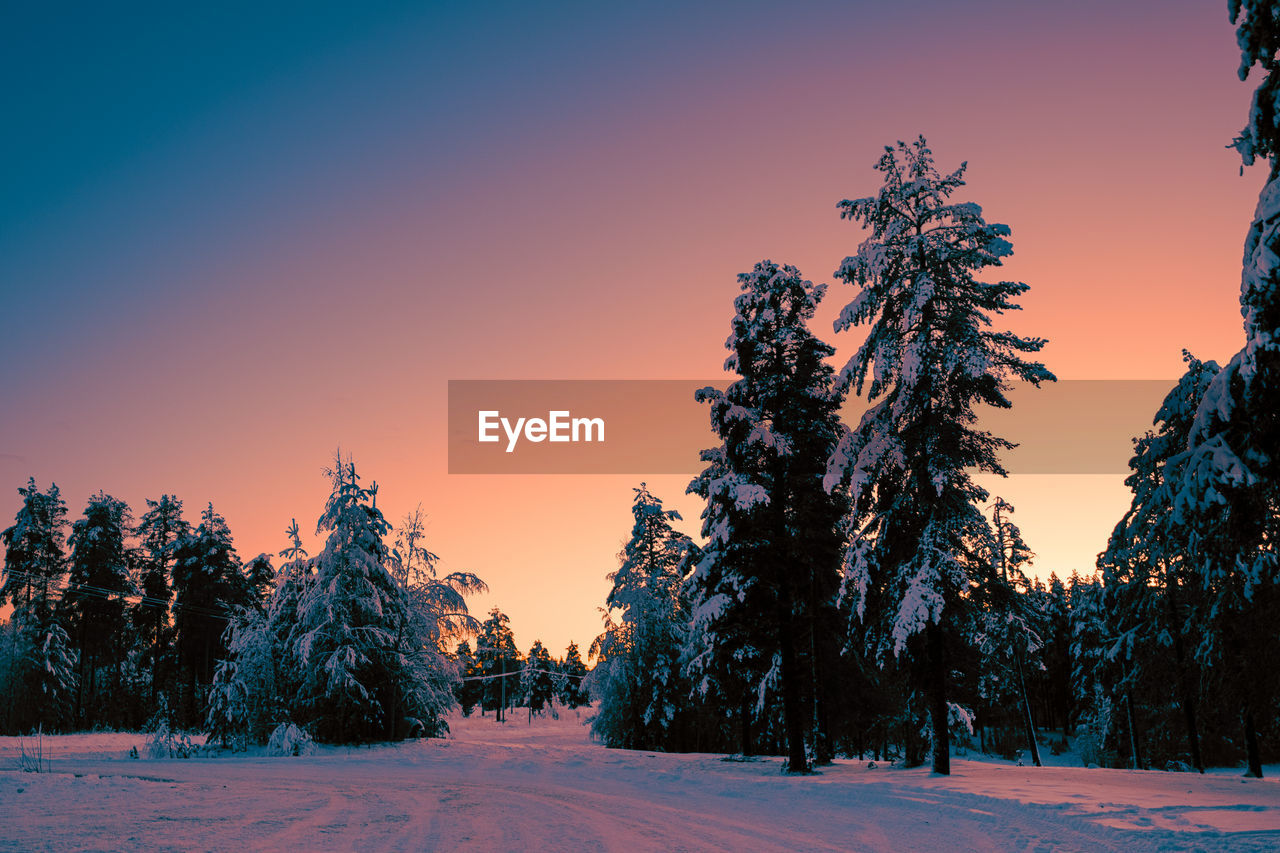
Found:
[3,1,1280,784]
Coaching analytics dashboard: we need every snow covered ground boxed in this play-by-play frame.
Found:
[2,710,1278,852]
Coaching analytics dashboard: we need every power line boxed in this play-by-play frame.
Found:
[1,567,235,621]
[457,666,584,683]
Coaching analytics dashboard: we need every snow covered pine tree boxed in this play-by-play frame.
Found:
[172,503,248,728]
[1168,1,1280,779]
[387,504,487,683]
[476,608,520,721]
[292,453,456,742]
[1,479,76,732]
[132,495,189,710]
[590,485,694,751]
[688,261,847,772]
[558,641,589,708]
[206,519,310,746]
[62,492,133,730]
[1101,353,1218,773]
[825,138,1054,775]
[973,497,1044,767]
[520,640,558,718]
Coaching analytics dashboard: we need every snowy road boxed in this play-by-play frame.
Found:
[3,713,1278,852]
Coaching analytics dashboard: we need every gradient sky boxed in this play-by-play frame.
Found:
[0,1,1264,655]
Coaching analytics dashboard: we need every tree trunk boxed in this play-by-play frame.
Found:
[1125,691,1143,771]
[778,600,809,773]
[1165,577,1204,773]
[810,617,836,766]
[75,620,87,727]
[6,624,16,731]
[805,563,836,766]
[1244,705,1264,778]
[151,606,162,709]
[388,620,404,742]
[926,621,950,775]
[86,655,97,730]
[387,677,400,741]
[1014,643,1042,767]
[739,694,753,757]
[187,655,198,730]
[113,646,122,729]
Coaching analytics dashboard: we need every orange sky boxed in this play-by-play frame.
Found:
[0,1,1263,655]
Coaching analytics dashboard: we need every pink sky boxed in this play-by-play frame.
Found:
[0,1,1263,654]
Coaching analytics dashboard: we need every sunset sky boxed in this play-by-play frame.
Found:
[0,1,1264,655]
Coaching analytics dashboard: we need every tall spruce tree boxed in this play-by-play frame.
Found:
[686,445,771,756]
[521,640,557,715]
[206,606,265,747]
[589,484,694,751]
[244,553,275,607]
[2,479,69,625]
[973,497,1042,766]
[453,640,482,715]
[1068,573,1127,767]
[205,520,310,746]
[1102,353,1217,773]
[172,503,246,727]
[207,476,473,745]
[1169,2,1280,778]
[1040,573,1075,737]
[825,138,1054,774]
[292,454,455,742]
[268,519,310,722]
[476,608,519,721]
[687,261,847,771]
[1,479,75,731]
[132,495,189,710]
[559,641,589,708]
[62,492,134,729]
[204,550,275,744]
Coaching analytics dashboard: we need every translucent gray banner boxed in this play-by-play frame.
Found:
[447,379,1171,475]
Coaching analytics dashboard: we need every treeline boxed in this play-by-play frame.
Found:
[1,484,265,733]
[590,475,1278,775]
[587,140,1063,775]
[586,2,1280,775]
[453,608,589,722]
[0,453,491,744]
